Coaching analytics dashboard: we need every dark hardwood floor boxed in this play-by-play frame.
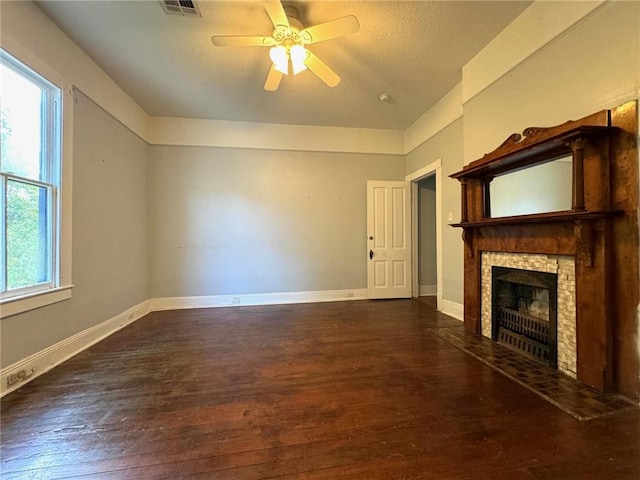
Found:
[1,298,639,479]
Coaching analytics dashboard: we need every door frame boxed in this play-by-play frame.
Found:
[406,159,442,310]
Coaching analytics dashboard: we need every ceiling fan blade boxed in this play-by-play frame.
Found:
[301,15,359,44]
[305,51,340,87]
[264,0,289,28]
[264,64,283,91]
[211,35,275,47]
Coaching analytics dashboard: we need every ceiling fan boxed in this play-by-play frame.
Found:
[211,0,359,91]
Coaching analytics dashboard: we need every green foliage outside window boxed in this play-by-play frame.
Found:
[6,181,48,289]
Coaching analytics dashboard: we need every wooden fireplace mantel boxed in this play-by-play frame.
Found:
[450,209,620,229]
[450,101,639,398]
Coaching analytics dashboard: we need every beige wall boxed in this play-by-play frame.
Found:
[1,90,149,366]
[149,146,405,297]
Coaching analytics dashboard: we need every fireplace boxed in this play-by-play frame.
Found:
[482,252,576,377]
[491,266,557,367]
[450,102,640,397]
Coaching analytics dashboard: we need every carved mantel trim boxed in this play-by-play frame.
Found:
[454,108,609,177]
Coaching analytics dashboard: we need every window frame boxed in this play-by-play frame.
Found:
[0,47,73,318]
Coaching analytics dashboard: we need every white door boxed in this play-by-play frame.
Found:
[367,181,412,299]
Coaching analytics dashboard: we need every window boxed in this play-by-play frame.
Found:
[1,49,69,312]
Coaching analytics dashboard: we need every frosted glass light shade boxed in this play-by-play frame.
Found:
[289,45,307,75]
[269,46,288,74]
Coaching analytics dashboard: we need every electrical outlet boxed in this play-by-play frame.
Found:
[7,367,35,387]
[6,373,20,387]
[232,297,241,304]
[346,291,354,298]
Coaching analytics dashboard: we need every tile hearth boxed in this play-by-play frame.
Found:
[434,325,636,421]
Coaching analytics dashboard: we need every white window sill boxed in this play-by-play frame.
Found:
[0,285,73,319]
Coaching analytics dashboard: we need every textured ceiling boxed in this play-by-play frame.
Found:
[36,0,532,130]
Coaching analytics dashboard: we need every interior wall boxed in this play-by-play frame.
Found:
[463,1,640,164]
[406,119,464,305]
[418,176,437,291]
[0,90,150,367]
[149,146,404,297]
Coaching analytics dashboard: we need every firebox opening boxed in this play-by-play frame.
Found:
[491,266,558,368]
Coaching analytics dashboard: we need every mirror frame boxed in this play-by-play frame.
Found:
[451,116,614,226]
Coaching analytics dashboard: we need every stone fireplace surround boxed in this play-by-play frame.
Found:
[481,252,576,378]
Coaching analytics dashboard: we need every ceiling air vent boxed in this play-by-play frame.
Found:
[161,0,201,17]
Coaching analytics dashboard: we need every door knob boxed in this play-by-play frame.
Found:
[369,250,374,260]
[369,235,374,240]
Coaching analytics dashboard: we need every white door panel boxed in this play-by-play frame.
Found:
[367,181,412,299]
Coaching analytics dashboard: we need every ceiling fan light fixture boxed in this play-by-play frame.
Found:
[290,45,308,75]
[211,1,360,91]
[269,46,288,74]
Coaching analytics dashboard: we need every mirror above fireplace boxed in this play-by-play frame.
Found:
[490,155,573,218]
[450,118,615,226]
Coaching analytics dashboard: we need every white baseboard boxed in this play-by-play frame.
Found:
[0,299,150,397]
[440,298,464,321]
[419,284,437,296]
[150,288,368,311]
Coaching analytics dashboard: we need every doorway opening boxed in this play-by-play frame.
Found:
[407,159,442,310]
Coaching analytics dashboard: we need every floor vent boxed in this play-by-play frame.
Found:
[161,0,201,17]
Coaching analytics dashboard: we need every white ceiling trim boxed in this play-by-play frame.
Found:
[149,117,405,155]
[463,0,607,104]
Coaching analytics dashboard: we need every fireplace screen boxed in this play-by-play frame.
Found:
[491,266,558,367]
